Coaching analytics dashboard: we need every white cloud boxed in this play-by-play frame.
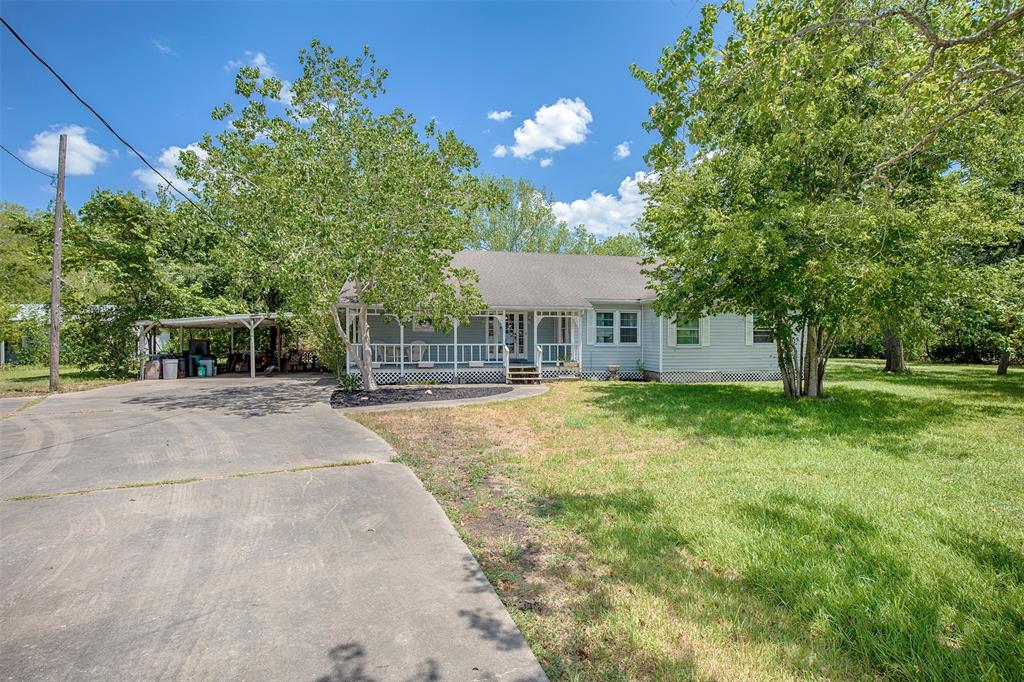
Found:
[492,144,509,158]
[22,125,109,176]
[539,157,553,168]
[551,171,653,237]
[613,141,631,160]
[508,97,592,159]
[487,110,512,122]
[132,143,208,191]
[153,40,176,56]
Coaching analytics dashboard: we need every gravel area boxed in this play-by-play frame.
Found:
[331,385,514,408]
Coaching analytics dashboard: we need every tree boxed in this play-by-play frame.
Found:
[183,42,484,390]
[591,232,644,256]
[60,190,236,375]
[633,0,1023,398]
[470,175,592,253]
[470,175,644,256]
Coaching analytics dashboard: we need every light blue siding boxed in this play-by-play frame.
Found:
[581,304,644,372]
[660,314,778,372]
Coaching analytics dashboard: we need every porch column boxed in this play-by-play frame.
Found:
[536,311,544,364]
[399,321,405,377]
[1,339,5,367]
[229,328,234,353]
[178,328,183,353]
[577,314,584,369]
[453,319,459,383]
[344,308,351,375]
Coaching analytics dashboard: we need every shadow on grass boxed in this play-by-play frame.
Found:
[830,361,1024,402]
[581,380,966,458]
[544,487,1024,680]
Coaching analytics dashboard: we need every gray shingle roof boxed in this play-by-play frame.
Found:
[451,250,652,308]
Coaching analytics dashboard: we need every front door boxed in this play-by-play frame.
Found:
[488,313,527,359]
[506,313,527,358]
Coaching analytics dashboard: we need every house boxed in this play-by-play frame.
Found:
[340,250,782,384]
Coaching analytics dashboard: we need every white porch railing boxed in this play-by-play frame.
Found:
[367,343,507,366]
[365,341,576,369]
[457,343,506,364]
[537,343,576,364]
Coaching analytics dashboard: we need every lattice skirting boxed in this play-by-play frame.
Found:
[348,368,505,385]
[580,369,645,381]
[654,370,783,384]
[542,368,582,379]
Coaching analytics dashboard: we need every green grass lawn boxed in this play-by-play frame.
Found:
[0,364,129,398]
[355,360,1023,681]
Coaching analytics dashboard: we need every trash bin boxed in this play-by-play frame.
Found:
[199,358,214,378]
[161,357,179,380]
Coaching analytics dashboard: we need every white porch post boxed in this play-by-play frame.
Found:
[399,320,405,377]
[229,328,234,354]
[577,313,584,369]
[533,311,540,365]
[453,319,459,383]
[178,328,183,353]
[344,308,351,375]
[1,339,5,367]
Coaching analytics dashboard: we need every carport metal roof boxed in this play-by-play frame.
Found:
[135,313,291,329]
[134,313,293,378]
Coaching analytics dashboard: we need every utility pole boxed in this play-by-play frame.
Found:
[49,133,67,392]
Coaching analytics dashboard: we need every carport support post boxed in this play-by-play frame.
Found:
[178,328,183,353]
[229,328,234,354]
[248,323,256,378]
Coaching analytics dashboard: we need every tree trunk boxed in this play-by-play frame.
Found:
[356,304,378,390]
[775,325,802,399]
[796,323,834,398]
[330,302,378,391]
[804,324,820,398]
[883,328,906,373]
[996,350,1010,376]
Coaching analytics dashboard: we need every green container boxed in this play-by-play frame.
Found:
[197,365,207,378]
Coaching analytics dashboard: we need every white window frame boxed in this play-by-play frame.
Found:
[594,311,616,344]
[675,319,701,346]
[617,311,639,345]
[752,315,774,344]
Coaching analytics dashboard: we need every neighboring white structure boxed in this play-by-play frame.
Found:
[340,251,782,384]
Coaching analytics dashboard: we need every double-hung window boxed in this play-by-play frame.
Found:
[619,312,638,344]
[676,319,700,345]
[752,315,774,343]
[595,312,615,344]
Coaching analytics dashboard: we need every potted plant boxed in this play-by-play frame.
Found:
[559,354,578,370]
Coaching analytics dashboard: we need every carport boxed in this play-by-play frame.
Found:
[134,313,291,379]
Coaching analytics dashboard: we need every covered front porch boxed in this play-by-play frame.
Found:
[343,308,584,383]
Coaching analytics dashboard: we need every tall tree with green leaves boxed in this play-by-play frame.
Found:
[182,42,484,389]
[470,175,645,256]
[633,0,1023,397]
[470,175,592,253]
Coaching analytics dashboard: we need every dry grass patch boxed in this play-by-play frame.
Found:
[355,362,1023,681]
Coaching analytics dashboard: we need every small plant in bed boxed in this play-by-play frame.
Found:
[331,384,514,407]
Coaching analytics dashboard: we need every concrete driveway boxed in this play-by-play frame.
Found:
[0,376,546,681]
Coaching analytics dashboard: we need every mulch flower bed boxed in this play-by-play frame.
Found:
[331,385,514,408]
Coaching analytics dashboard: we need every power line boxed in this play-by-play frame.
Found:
[0,142,56,183]
[0,16,265,258]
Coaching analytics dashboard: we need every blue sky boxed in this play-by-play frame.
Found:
[1,1,701,236]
